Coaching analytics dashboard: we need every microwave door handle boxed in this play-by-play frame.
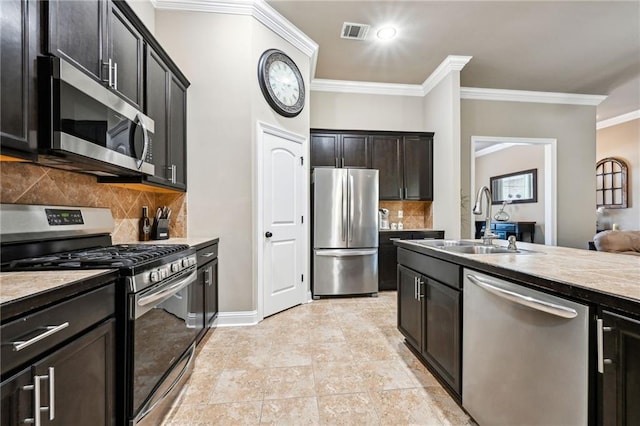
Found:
[136,112,150,169]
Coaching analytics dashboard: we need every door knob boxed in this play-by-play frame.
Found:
[265,231,273,238]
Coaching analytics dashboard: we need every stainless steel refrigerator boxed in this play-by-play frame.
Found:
[312,168,379,297]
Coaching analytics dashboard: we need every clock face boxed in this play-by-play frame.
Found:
[258,49,305,117]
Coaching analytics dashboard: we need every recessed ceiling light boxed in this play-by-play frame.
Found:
[376,26,397,40]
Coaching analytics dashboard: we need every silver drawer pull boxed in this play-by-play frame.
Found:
[201,252,216,257]
[12,323,70,352]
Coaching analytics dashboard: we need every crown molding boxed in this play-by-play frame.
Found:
[460,87,607,106]
[311,55,472,97]
[596,109,640,130]
[153,0,318,64]
[310,79,424,96]
[421,55,472,95]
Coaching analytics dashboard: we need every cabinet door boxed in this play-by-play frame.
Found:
[397,265,423,351]
[424,278,461,395]
[145,46,169,182]
[341,134,370,168]
[47,0,105,81]
[310,133,339,168]
[1,368,34,426]
[371,135,403,200]
[34,319,114,425]
[404,135,433,200]
[169,75,187,189]
[1,0,38,158]
[204,258,219,328]
[602,311,640,426]
[378,245,398,291]
[108,2,143,108]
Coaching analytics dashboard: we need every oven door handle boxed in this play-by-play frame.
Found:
[137,269,197,308]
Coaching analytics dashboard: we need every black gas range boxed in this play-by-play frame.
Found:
[1,204,200,426]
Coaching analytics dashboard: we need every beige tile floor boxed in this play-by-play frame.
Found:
[163,291,474,425]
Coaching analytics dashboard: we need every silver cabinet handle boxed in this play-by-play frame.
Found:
[335,157,339,168]
[467,274,578,319]
[136,111,150,170]
[201,252,216,258]
[171,164,177,183]
[108,58,113,87]
[113,61,118,90]
[48,367,55,420]
[597,318,604,373]
[341,157,345,168]
[12,322,70,352]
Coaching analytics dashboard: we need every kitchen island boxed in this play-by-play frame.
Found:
[394,238,639,425]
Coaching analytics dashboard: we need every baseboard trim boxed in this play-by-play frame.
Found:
[213,310,259,327]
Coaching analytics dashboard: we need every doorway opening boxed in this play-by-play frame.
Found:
[470,136,557,245]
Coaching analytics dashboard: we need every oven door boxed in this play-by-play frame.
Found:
[129,267,201,423]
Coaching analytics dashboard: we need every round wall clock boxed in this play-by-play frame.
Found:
[258,49,305,117]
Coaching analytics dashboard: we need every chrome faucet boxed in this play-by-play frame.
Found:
[473,186,498,245]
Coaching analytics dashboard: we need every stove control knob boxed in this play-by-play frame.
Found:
[171,262,180,273]
[150,271,160,283]
[160,269,168,279]
[190,258,197,266]
[182,258,189,268]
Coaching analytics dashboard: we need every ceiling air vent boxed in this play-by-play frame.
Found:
[340,22,370,40]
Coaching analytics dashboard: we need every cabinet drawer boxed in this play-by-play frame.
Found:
[1,284,115,377]
[379,231,413,245]
[197,243,218,265]
[411,231,445,240]
[397,248,460,289]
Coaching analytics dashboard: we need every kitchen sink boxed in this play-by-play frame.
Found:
[442,245,522,254]
[412,239,478,247]
[411,239,537,254]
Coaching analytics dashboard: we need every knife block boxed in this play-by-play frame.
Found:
[152,219,170,240]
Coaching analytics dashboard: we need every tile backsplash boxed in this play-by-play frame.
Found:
[1,162,186,243]
[379,200,433,229]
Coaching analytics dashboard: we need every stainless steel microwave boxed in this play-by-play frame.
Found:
[37,57,155,177]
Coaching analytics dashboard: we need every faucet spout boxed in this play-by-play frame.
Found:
[473,186,497,245]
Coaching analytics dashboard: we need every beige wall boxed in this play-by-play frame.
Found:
[310,92,424,131]
[424,73,462,239]
[125,0,155,34]
[475,145,546,243]
[461,100,597,249]
[596,119,640,231]
[155,10,311,313]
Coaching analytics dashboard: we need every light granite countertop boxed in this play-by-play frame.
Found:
[0,269,117,321]
[379,228,443,233]
[395,239,640,313]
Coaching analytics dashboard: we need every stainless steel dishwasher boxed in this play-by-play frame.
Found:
[463,269,589,426]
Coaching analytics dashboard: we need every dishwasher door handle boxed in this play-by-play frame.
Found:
[467,274,578,319]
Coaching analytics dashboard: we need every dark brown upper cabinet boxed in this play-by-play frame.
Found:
[142,45,188,191]
[46,0,143,109]
[310,131,370,169]
[372,133,434,201]
[0,0,40,160]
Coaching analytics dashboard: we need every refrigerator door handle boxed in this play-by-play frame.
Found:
[316,249,378,257]
[342,174,348,241]
[349,174,354,242]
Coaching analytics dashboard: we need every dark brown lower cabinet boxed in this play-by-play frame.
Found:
[1,319,115,425]
[397,265,423,350]
[379,231,444,291]
[195,240,219,343]
[424,278,461,393]
[601,310,640,426]
[397,248,461,399]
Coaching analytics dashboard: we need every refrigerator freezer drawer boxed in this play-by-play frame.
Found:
[313,249,378,296]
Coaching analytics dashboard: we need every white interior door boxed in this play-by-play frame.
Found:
[262,130,305,317]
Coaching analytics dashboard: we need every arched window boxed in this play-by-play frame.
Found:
[596,157,628,208]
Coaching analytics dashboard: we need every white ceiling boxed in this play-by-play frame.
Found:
[267,0,640,121]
